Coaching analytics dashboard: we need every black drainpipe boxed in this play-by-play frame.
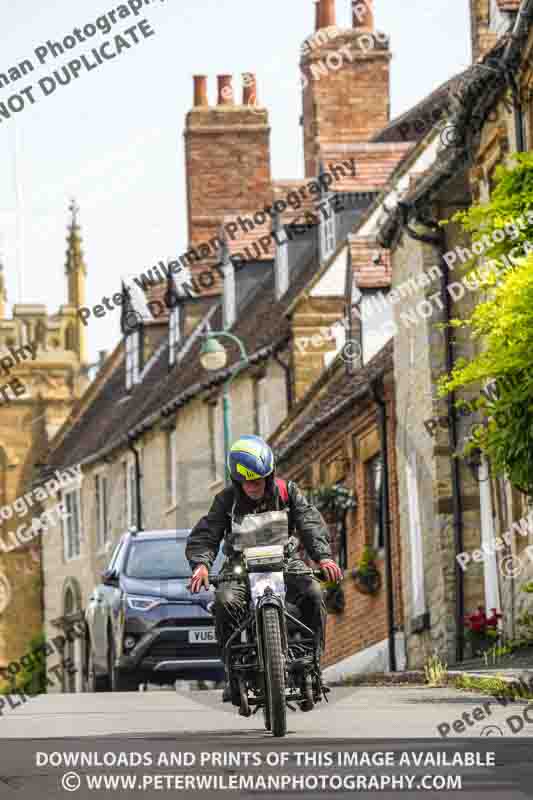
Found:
[399,208,465,663]
[369,376,396,672]
[127,438,143,533]
[273,349,294,411]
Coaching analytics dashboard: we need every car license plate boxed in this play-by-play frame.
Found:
[188,628,216,643]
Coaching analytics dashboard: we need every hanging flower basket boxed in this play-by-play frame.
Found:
[351,546,382,595]
[306,484,357,516]
[324,584,346,614]
[352,567,382,595]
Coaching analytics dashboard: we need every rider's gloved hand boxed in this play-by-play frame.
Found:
[190,565,210,593]
[319,559,343,583]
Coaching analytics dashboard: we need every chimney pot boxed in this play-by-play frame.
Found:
[352,0,374,29]
[315,0,322,30]
[193,75,208,107]
[242,73,257,107]
[217,74,234,105]
[321,0,335,28]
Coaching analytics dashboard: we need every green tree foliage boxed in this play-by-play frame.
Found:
[439,154,533,496]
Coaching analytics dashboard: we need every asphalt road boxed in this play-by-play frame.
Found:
[1,682,533,739]
[1,686,533,798]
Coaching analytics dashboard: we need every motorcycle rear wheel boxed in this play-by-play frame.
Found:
[262,607,287,737]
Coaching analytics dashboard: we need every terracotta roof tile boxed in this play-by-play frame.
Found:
[321,143,414,192]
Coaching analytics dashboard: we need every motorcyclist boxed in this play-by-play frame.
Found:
[186,434,342,703]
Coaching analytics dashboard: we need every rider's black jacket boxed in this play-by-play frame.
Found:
[185,479,332,572]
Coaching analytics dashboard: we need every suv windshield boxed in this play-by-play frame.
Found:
[124,537,223,580]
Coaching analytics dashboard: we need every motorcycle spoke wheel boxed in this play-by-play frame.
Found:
[262,607,287,737]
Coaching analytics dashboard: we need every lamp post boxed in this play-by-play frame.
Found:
[199,332,249,485]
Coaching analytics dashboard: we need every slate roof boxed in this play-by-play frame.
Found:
[47,235,329,471]
[372,68,486,145]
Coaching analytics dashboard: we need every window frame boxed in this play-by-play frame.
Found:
[127,458,137,531]
[95,472,109,552]
[166,428,177,508]
[275,235,289,299]
[207,401,221,483]
[253,376,270,439]
[169,306,181,367]
[366,453,385,554]
[62,488,82,562]
[320,194,336,262]
[125,329,141,391]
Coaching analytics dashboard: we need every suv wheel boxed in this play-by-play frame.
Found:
[109,634,139,692]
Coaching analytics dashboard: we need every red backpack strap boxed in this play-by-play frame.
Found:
[275,478,289,504]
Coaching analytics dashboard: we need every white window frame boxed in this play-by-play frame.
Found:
[254,377,270,439]
[405,451,426,620]
[125,330,141,390]
[223,260,236,329]
[320,194,336,262]
[127,457,137,531]
[95,472,109,552]
[167,429,177,508]
[62,488,82,562]
[367,454,385,554]
[208,402,221,483]
[169,306,181,366]
[275,237,289,300]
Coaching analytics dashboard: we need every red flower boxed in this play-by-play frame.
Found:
[464,606,502,634]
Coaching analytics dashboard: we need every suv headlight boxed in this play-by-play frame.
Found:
[126,595,161,612]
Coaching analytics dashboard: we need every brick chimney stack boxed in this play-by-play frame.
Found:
[184,74,272,292]
[301,0,390,176]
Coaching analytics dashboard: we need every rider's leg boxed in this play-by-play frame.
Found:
[286,574,327,650]
[213,580,248,703]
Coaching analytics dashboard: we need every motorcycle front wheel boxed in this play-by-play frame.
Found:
[262,606,287,737]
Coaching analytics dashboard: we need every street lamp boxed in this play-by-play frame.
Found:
[199,332,249,485]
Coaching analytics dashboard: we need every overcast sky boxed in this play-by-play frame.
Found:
[0,0,470,364]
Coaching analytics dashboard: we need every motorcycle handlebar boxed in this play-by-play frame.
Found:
[208,568,330,587]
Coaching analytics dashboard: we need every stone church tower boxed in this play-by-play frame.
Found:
[0,201,89,671]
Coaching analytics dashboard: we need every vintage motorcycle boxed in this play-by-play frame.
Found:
[210,541,331,737]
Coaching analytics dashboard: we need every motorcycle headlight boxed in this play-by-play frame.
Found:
[126,595,161,612]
